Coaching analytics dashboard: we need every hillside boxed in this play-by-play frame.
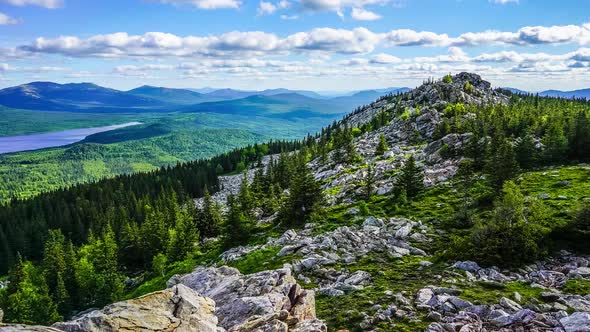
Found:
[1,73,590,332]
[127,85,219,104]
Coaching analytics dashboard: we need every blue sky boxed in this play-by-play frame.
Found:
[0,0,589,91]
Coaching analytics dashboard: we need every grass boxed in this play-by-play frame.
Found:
[518,165,590,229]
[316,255,442,332]
[125,242,223,299]
[226,246,299,275]
[562,278,590,296]
[457,281,545,305]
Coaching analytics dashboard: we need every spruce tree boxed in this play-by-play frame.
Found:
[364,163,375,200]
[223,194,252,249]
[199,187,223,238]
[375,134,388,156]
[488,138,519,192]
[4,257,62,325]
[167,205,198,261]
[42,230,70,314]
[396,155,424,198]
[279,161,324,227]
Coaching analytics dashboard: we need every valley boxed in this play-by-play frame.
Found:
[0,83,401,203]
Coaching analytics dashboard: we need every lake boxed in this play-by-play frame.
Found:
[0,122,142,154]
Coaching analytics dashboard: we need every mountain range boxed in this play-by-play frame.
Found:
[0,82,410,114]
[503,87,590,99]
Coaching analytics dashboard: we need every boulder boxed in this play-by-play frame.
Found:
[560,312,590,332]
[452,261,480,272]
[172,266,323,331]
[53,284,217,332]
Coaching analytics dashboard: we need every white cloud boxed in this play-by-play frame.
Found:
[490,0,518,4]
[155,0,241,9]
[0,12,19,25]
[15,22,590,62]
[257,1,277,15]
[370,53,401,64]
[299,0,390,20]
[0,0,62,8]
[350,7,381,21]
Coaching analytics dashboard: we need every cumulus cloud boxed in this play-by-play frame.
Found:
[257,1,277,15]
[0,0,63,8]
[20,28,380,58]
[155,0,241,9]
[0,12,19,25]
[350,7,381,21]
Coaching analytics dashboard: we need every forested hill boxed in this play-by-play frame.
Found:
[2,73,590,332]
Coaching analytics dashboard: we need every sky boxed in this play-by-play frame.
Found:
[0,0,589,92]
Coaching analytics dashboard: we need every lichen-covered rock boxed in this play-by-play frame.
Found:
[170,265,323,331]
[52,284,217,332]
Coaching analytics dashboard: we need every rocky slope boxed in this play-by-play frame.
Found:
[3,73,590,332]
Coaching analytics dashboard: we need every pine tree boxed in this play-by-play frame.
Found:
[223,194,252,249]
[375,134,388,156]
[238,174,254,218]
[139,205,169,263]
[364,163,375,200]
[42,230,70,314]
[91,225,124,307]
[167,205,198,262]
[4,257,62,325]
[279,161,324,227]
[488,138,519,192]
[396,155,424,198]
[515,133,538,169]
[199,187,223,238]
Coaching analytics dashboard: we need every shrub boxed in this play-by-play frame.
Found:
[464,81,473,93]
[351,127,362,138]
[443,74,453,84]
[455,181,549,267]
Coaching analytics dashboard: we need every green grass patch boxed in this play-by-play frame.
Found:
[317,254,444,332]
[226,246,298,275]
[562,278,590,296]
[457,281,545,305]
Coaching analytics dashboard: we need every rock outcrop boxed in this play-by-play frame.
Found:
[169,265,325,332]
[52,284,217,332]
[2,267,323,332]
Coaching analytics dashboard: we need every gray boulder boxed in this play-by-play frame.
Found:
[560,312,590,332]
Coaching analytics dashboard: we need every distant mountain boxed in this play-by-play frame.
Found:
[205,89,256,100]
[539,89,590,99]
[0,82,411,114]
[502,87,530,95]
[127,85,223,104]
[331,88,411,106]
[190,87,218,94]
[181,93,348,119]
[258,89,325,99]
[0,82,166,112]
